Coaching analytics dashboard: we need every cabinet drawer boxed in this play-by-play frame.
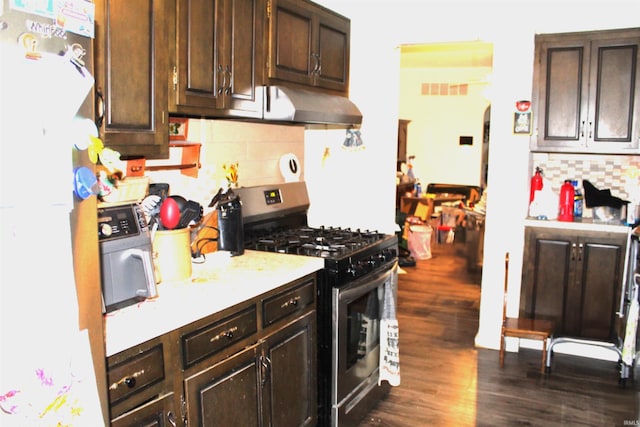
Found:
[182,306,257,368]
[124,157,146,177]
[262,280,315,327]
[108,344,165,406]
[111,392,174,427]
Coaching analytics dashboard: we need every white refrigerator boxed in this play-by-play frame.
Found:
[0,1,106,424]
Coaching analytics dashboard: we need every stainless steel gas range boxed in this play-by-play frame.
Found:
[236,182,398,427]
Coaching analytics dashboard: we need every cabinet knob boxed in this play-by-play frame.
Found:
[109,369,144,391]
[218,64,225,95]
[281,296,301,309]
[311,53,321,75]
[209,326,238,343]
[167,411,177,427]
[577,243,584,261]
[260,355,272,388]
[225,65,232,95]
[95,87,105,129]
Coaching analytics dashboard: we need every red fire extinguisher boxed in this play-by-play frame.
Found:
[529,167,543,203]
[558,179,575,222]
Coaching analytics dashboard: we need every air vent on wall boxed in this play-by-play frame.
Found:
[421,83,469,96]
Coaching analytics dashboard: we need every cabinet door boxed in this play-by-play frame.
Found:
[262,310,317,427]
[174,0,226,111]
[225,0,264,117]
[111,393,175,427]
[520,228,574,329]
[184,344,261,427]
[574,234,626,341]
[586,35,640,152]
[94,0,170,159]
[267,0,315,87]
[532,34,590,151]
[312,7,349,92]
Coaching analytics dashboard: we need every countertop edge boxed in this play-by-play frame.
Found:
[524,217,631,233]
[104,250,325,357]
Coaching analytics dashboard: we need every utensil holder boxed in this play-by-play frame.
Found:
[153,228,192,282]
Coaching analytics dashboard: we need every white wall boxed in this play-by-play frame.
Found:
[399,67,491,187]
[314,0,640,351]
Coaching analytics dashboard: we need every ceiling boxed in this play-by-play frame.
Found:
[400,41,493,69]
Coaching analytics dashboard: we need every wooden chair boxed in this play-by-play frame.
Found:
[500,252,554,373]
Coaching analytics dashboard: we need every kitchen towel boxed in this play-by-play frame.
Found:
[379,273,401,386]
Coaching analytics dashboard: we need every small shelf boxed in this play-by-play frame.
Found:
[144,143,202,177]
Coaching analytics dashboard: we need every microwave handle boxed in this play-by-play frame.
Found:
[122,248,158,298]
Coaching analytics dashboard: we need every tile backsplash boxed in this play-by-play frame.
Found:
[145,119,305,208]
[531,153,640,217]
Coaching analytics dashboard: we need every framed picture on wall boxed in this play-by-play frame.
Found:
[169,117,188,140]
[513,112,532,134]
[513,100,532,135]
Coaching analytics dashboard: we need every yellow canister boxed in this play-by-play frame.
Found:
[153,228,192,282]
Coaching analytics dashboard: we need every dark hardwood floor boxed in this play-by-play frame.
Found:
[358,242,639,427]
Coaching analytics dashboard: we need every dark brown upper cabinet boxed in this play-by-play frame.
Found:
[94,0,170,159]
[171,0,264,119]
[266,0,350,94]
[531,28,640,154]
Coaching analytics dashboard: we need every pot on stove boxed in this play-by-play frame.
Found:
[213,189,244,256]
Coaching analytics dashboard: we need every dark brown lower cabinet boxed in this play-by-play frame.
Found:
[107,274,317,426]
[183,310,316,427]
[520,226,627,342]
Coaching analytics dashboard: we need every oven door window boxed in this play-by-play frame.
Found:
[347,288,381,369]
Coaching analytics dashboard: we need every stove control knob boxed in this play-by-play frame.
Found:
[347,262,358,277]
[367,255,378,269]
[382,248,396,262]
[356,260,368,276]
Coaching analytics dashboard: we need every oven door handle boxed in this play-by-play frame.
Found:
[336,261,397,303]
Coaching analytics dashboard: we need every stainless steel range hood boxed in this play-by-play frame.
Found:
[263,85,362,126]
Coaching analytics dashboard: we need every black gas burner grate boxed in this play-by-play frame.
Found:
[245,226,387,258]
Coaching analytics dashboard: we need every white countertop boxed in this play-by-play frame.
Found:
[104,250,325,356]
[524,217,631,233]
